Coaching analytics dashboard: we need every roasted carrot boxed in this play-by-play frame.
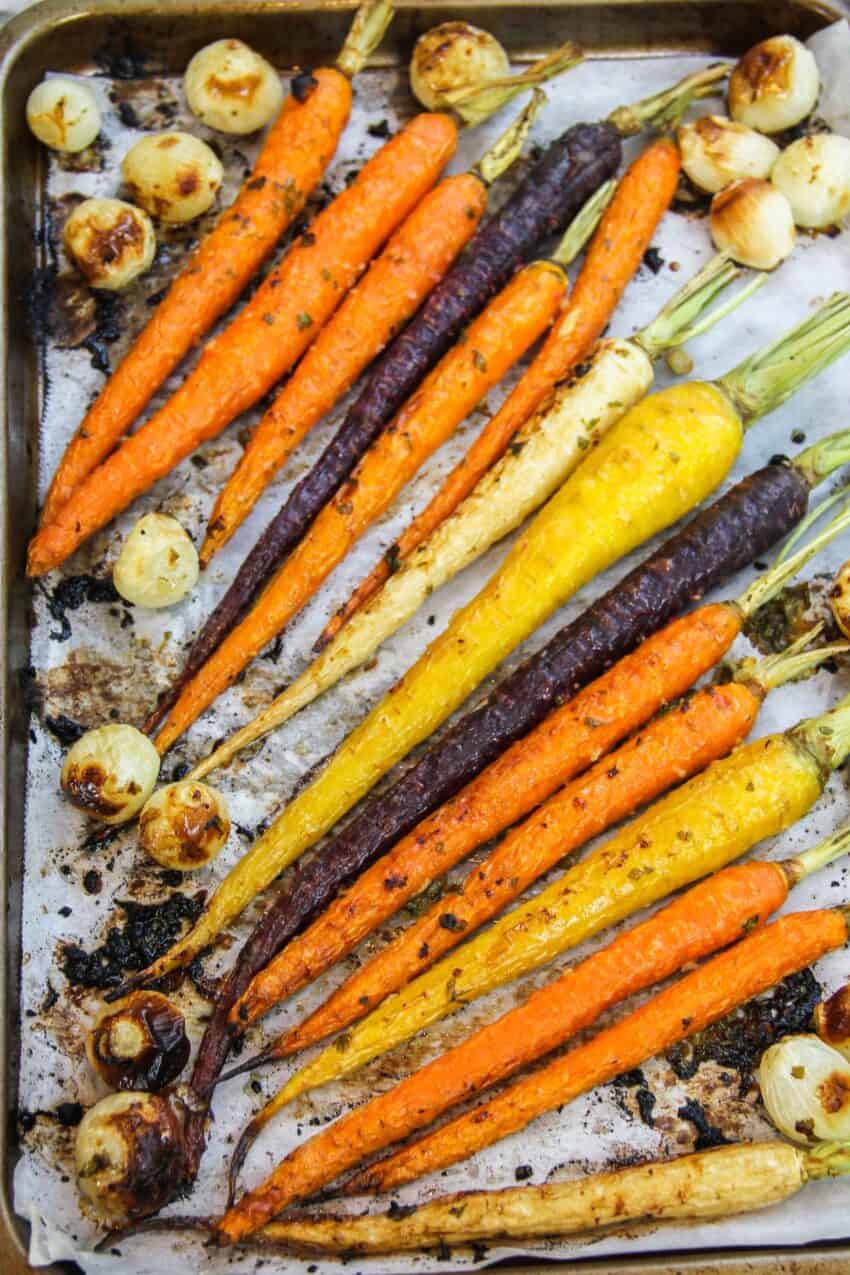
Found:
[155,443,850,1032]
[226,510,850,1038]
[141,170,488,733]
[208,254,764,760]
[351,910,850,1199]
[198,64,726,565]
[217,900,850,1238]
[258,1142,850,1253]
[38,2,392,529]
[321,136,682,641]
[153,257,569,753]
[26,112,457,577]
[230,684,850,1130]
[116,299,850,991]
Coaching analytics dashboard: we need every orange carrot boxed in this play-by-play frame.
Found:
[26,112,457,577]
[39,69,353,529]
[199,172,487,562]
[319,137,680,644]
[217,901,847,1241]
[152,258,568,753]
[350,908,849,1199]
[230,604,742,1034]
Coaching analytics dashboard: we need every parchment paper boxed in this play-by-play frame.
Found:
[13,20,850,1272]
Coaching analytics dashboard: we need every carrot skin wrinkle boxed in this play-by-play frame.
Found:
[205,461,809,1027]
[197,120,623,557]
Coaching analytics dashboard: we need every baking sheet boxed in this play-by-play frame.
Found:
[12,17,850,1271]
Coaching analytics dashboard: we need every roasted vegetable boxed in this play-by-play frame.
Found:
[139,780,230,871]
[677,114,778,194]
[256,1143,850,1253]
[184,39,283,134]
[26,75,100,152]
[86,991,189,1091]
[74,1091,186,1224]
[815,983,850,1059]
[320,138,682,643]
[27,110,456,577]
[113,514,198,609]
[61,725,160,825]
[219,904,850,1238]
[710,178,796,269]
[123,295,850,986]
[37,1,388,527]
[409,22,509,112]
[758,1034,850,1143]
[200,64,726,561]
[121,132,223,224]
[772,133,850,229]
[230,688,850,1135]
[154,252,571,750]
[210,254,763,764]
[728,34,820,133]
[199,108,619,564]
[63,199,156,291]
[227,519,850,1043]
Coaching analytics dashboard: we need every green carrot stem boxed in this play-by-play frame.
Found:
[735,498,850,618]
[608,62,730,135]
[446,40,583,128]
[336,0,394,78]
[805,1141,850,1180]
[794,429,850,490]
[775,488,848,567]
[635,253,765,360]
[786,823,850,885]
[475,90,547,185]
[791,687,850,775]
[718,294,850,427]
[732,626,849,697]
[551,178,617,266]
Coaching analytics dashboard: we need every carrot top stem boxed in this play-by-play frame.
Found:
[792,688,850,775]
[785,823,850,887]
[736,497,850,617]
[734,629,847,696]
[805,1141,850,1179]
[718,293,850,426]
[775,489,848,566]
[335,0,394,78]
[608,62,730,136]
[792,429,850,494]
[634,253,765,360]
[550,178,617,266]
[445,40,584,127]
[475,90,547,184]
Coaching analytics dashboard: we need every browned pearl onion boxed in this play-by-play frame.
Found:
[139,779,230,871]
[75,1091,187,1223]
[87,991,190,1091]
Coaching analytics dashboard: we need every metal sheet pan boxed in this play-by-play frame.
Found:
[3,2,850,1271]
